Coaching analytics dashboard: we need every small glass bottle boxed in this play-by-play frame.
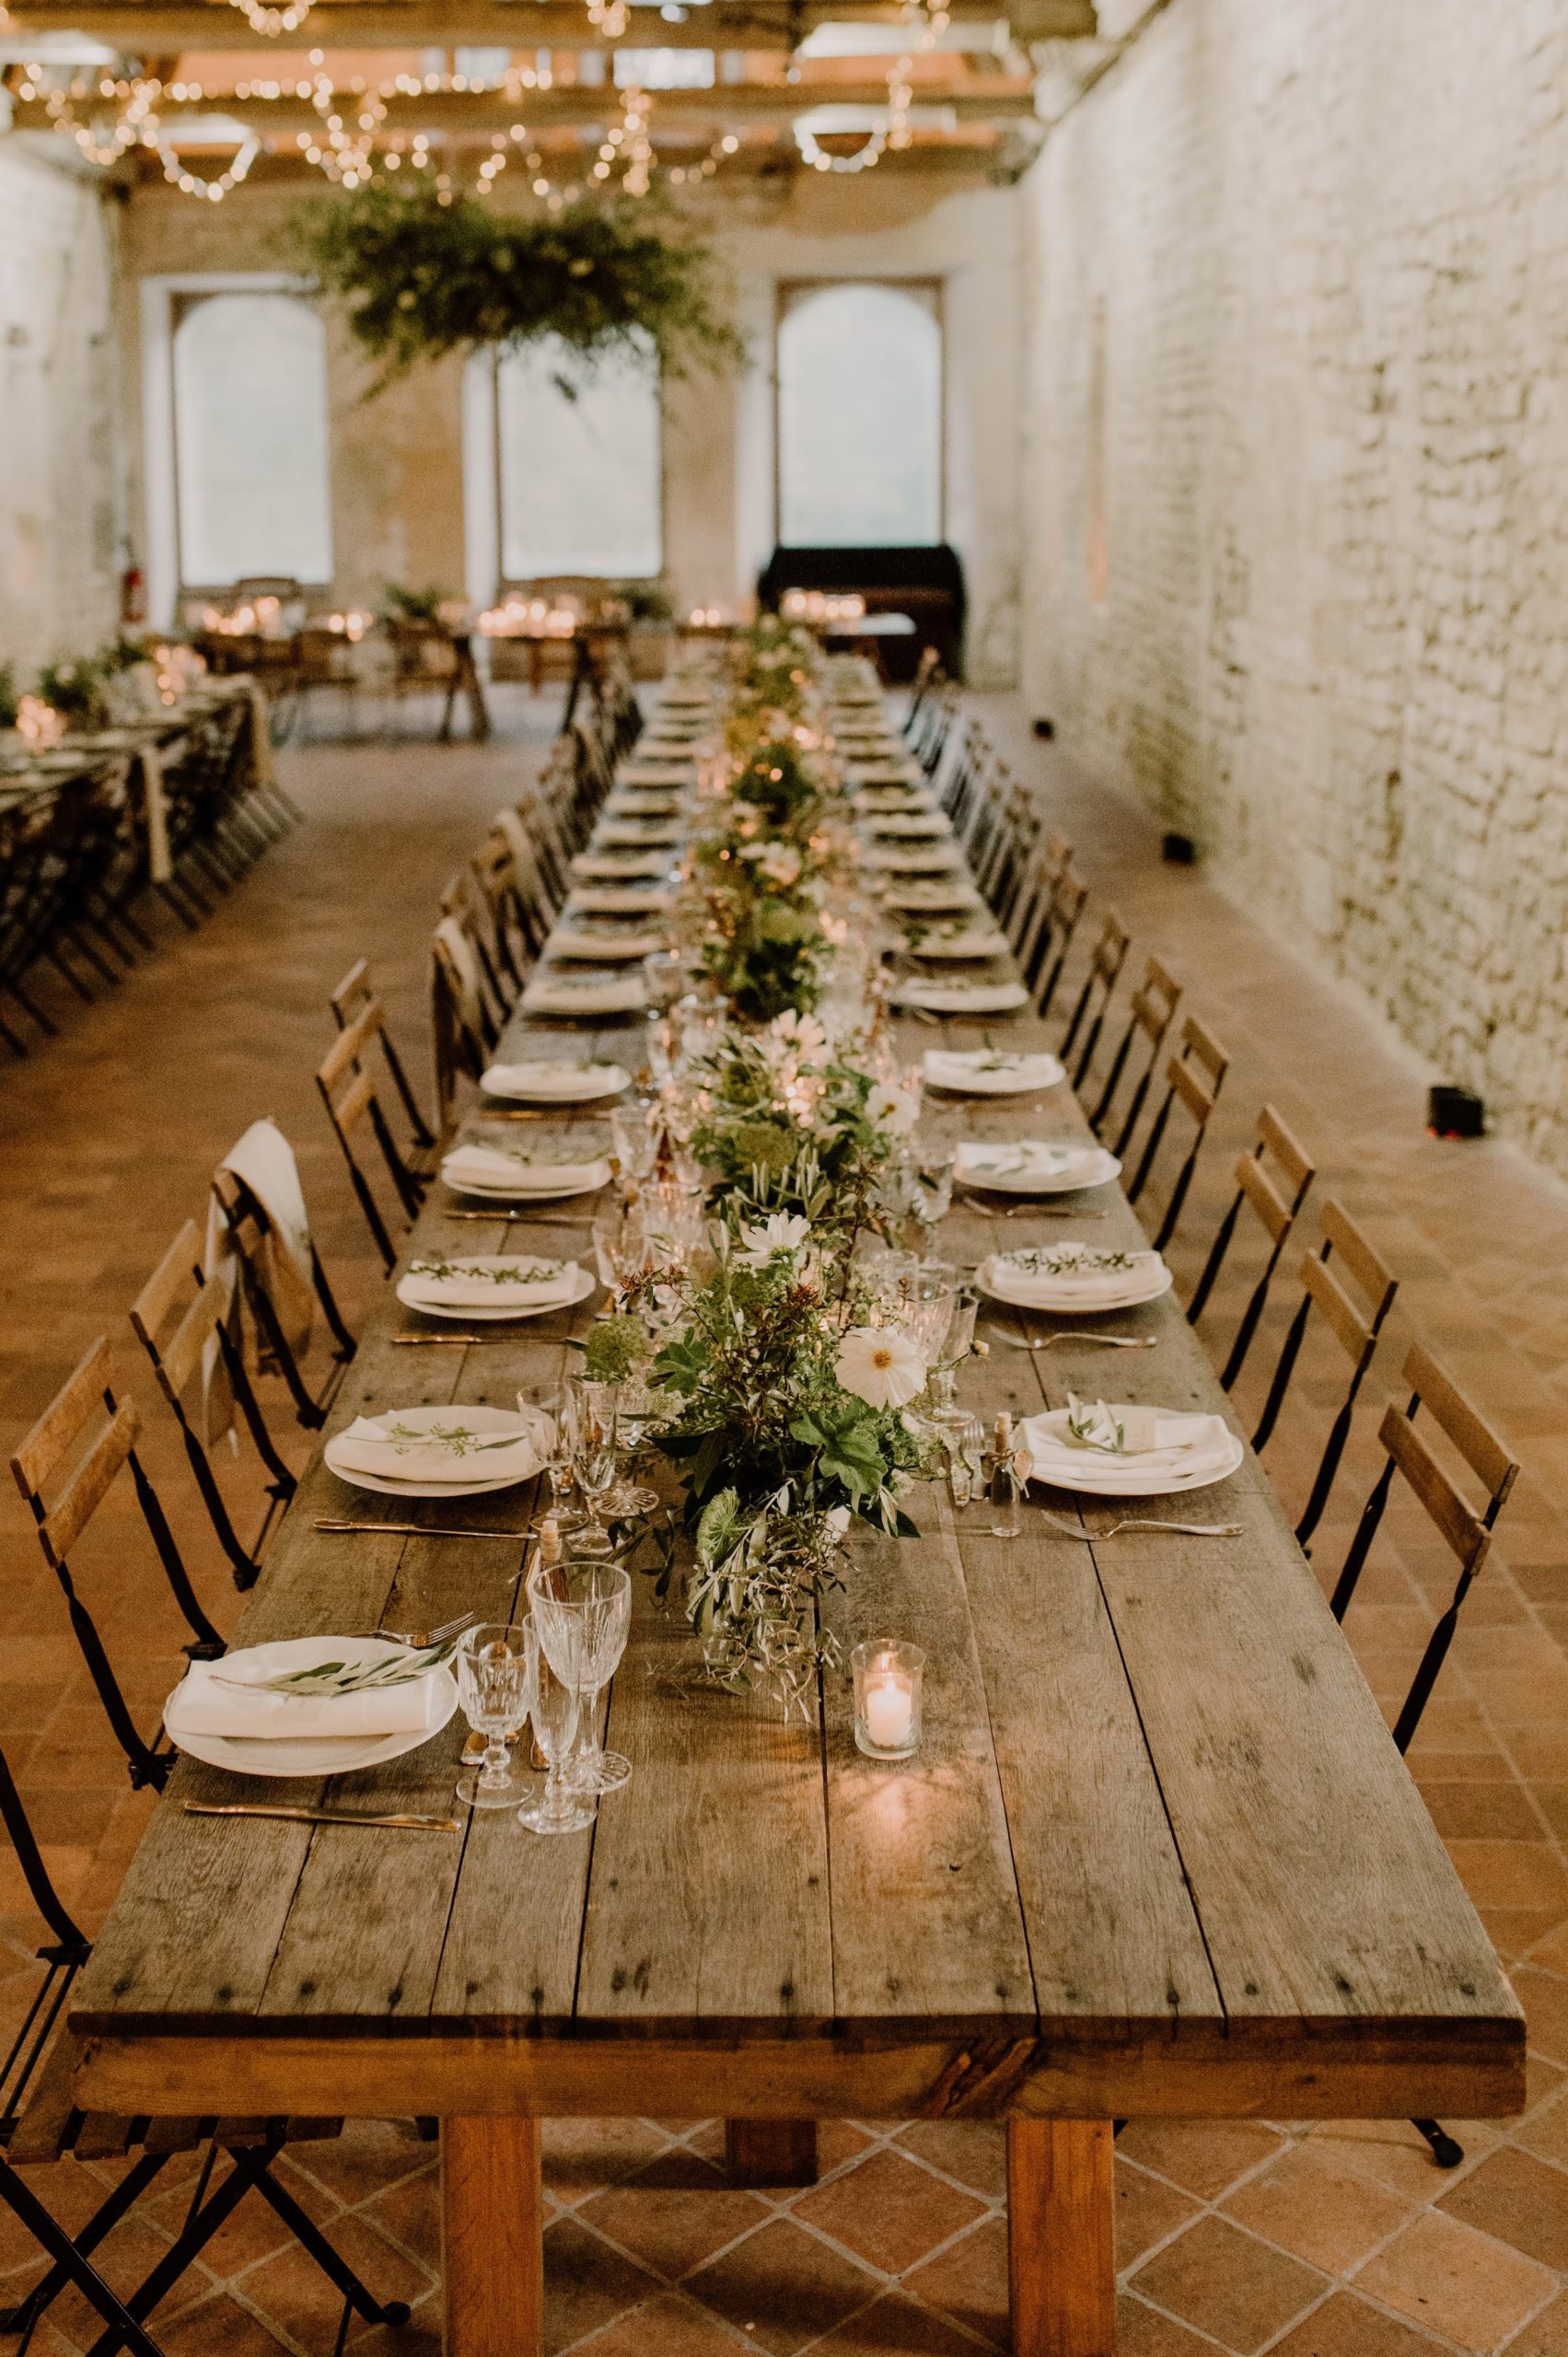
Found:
[990,1411,1023,1539]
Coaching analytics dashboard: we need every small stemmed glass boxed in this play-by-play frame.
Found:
[517,1378,585,1535]
[517,1620,594,1835]
[454,1624,531,1810]
[528,1558,633,1796]
[569,1376,621,1557]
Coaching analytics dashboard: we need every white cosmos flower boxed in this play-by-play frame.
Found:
[737,1212,813,1265]
[769,1009,828,1064]
[757,842,804,887]
[866,1081,919,1137]
[834,1325,929,1411]
[825,1505,852,1541]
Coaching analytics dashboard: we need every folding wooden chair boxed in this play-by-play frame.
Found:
[1327,1342,1519,2172]
[10,1338,226,1792]
[210,1160,358,1431]
[438,871,514,1028]
[1020,861,1087,1017]
[0,1744,411,2352]
[1185,1105,1316,1391]
[329,957,436,1153]
[1060,909,1131,1086]
[1007,829,1072,957]
[431,911,498,1140]
[130,1221,296,1592]
[1127,1015,1232,1251]
[317,1010,436,1272]
[1089,955,1183,1156]
[1251,1201,1399,1547]
[470,830,533,998]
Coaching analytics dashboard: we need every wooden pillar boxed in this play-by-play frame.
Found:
[442,2116,542,2357]
[724,2119,819,2187]
[1007,2118,1115,2357]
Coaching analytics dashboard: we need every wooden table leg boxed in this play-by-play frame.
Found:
[725,2119,819,2187]
[442,2117,542,2356]
[1007,2119,1114,2356]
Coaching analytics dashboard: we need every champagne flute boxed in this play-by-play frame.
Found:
[517,1619,593,1835]
[528,1559,633,1795]
[454,1624,530,1810]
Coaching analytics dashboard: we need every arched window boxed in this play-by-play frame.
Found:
[776,282,943,546]
[496,333,662,580]
[172,290,332,589]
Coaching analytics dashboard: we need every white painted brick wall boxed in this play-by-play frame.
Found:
[1020,0,1568,1173]
[0,146,122,670]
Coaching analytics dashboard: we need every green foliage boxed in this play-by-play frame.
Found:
[381,581,451,622]
[602,577,675,623]
[35,655,108,727]
[689,1027,893,1238]
[292,183,744,394]
[0,664,17,731]
[581,1312,654,1383]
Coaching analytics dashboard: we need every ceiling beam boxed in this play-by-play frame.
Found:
[1,0,1097,51]
[10,74,1038,129]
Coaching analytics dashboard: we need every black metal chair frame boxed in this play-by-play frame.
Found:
[1127,1016,1233,1252]
[212,1165,358,1433]
[1090,956,1183,1157]
[1251,1200,1399,1546]
[1184,1105,1316,1392]
[1061,910,1131,1086]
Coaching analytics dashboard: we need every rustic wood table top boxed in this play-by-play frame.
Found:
[68,686,1522,2154]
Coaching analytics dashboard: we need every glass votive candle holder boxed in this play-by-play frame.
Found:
[852,1639,925,1761]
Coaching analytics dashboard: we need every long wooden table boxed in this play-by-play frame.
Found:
[65,679,1523,2356]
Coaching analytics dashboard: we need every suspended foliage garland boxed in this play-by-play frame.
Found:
[292,182,742,393]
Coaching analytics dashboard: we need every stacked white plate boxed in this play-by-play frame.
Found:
[325,1401,550,1499]
[595,819,684,848]
[886,881,985,915]
[165,1636,460,1778]
[977,1242,1173,1313]
[1019,1407,1244,1498]
[923,1048,1066,1094]
[865,845,966,875]
[895,980,1029,1016]
[865,813,953,841]
[521,972,647,1017]
[618,762,694,787]
[571,886,675,917]
[440,1141,613,1199]
[480,1058,629,1103]
[549,925,664,962]
[901,923,1010,961]
[395,1252,596,1323]
[573,852,673,881]
[955,1140,1121,1193]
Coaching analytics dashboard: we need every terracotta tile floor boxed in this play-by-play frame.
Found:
[0,683,1564,2354]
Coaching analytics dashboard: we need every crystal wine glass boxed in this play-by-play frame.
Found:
[604,1370,664,1518]
[454,1623,531,1810]
[517,1618,593,1836]
[569,1376,620,1557]
[517,1379,584,1532]
[528,1558,633,1795]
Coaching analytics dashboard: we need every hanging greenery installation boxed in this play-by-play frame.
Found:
[293,182,742,392]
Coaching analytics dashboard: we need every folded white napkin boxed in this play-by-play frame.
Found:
[332,1407,545,1485]
[166,1643,447,1741]
[923,1049,1065,1093]
[982,1243,1166,1306]
[850,763,923,788]
[887,885,984,914]
[571,886,674,916]
[551,927,663,961]
[442,1142,610,1191]
[401,1254,579,1310]
[480,1059,626,1101]
[896,981,1029,1015]
[606,792,683,816]
[1022,1406,1235,1483]
[865,846,964,874]
[957,1141,1101,1184]
[522,972,647,1016]
[618,763,693,787]
[905,925,1009,960]
[596,819,684,847]
[573,853,673,880]
[866,814,953,841]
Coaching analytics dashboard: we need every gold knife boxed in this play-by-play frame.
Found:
[184,1801,461,1831]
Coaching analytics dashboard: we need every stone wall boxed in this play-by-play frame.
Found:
[119,173,1023,685]
[0,145,122,672]
[1020,0,1568,1171]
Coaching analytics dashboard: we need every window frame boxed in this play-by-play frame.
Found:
[489,342,667,589]
[167,282,333,599]
[772,275,947,548]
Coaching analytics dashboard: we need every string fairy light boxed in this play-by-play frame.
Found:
[226,0,314,32]
[794,0,947,176]
[157,127,260,198]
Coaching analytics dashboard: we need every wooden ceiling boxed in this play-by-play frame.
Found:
[3,0,1100,188]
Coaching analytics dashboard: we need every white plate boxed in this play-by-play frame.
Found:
[866,847,966,875]
[442,1160,612,1202]
[549,930,662,963]
[923,1051,1066,1096]
[901,933,1010,963]
[897,981,1029,1016]
[887,885,984,915]
[957,1143,1121,1193]
[326,1402,543,1499]
[865,815,953,841]
[572,853,673,880]
[480,1060,629,1103]
[167,1667,460,1779]
[978,1257,1174,1314]
[1019,1412,1245,1499]
[571,888,675,917]
[396,1261,595,1321]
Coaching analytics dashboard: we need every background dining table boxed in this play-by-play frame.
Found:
[60,679,1524,2357]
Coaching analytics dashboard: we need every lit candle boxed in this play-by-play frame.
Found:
[863,1671,913,1753]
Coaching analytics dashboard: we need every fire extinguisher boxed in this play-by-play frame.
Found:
[122,563,146,627]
